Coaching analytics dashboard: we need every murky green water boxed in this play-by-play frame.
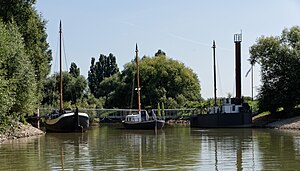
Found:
[1,125,300,170]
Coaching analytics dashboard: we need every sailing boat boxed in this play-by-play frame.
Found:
[190,35,252,128]
[44,21,89,132]
[122,44,165,129]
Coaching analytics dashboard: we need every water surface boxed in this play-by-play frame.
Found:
[1,125,300,170]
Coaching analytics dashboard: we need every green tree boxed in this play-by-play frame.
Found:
[0,0,52,104]
[99,73,123,108]
[88,53,119,98]
[69,62,80,77]
[108,50,201,109]
[249,26,300,113]
[42,71,87,106]
[0,21,36,123]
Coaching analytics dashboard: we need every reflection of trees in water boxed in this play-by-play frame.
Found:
[2,127,300,170]
[254,129,300,170]
[0,136,49,170]
[89,125,202,170]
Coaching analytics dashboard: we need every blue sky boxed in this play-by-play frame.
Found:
[35,0,300,99]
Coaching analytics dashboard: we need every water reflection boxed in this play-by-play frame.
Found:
[44,132,90,170]
[1,126,300,170]
[253,129,300,170]
[191,129,255,171]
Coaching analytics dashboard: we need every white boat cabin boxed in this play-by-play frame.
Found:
[209,98,244,114]
[124,110,150,122]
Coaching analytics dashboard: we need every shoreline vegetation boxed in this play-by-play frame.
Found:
[2,111,300,144]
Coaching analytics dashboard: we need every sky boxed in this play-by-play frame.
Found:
[35,0,300,99]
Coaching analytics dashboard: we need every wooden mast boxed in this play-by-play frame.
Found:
[135,44,141,113]
[59,21,63,113]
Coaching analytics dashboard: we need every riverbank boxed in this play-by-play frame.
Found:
[0,122,44,144]
[1,113,300,144]
[252,112,300,129]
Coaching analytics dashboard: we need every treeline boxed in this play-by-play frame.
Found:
[0,0,51,130]
[42,50,203,110]
[249,26,300,114]
[1,1,299,132]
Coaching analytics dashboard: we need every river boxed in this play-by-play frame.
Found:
[1,125,300,170]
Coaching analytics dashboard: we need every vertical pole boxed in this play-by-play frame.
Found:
[37,108,40,129]
[251,66,254,100]
[136,44,141,113]
[212,41,217,107]
[59,21,63,113]
[234,34,242,100]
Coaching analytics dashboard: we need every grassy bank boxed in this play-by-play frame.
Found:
[253,108,300,129]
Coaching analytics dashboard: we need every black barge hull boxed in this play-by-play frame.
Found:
[45,113,89,132]
[190,112,252,128]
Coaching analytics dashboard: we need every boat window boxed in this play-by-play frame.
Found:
[232,106,235,111]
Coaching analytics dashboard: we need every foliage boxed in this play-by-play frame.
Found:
[249,26,300,113]
[99,73,123,107]
[157,103,161,116]
[78,94,105,109]
[88,53,119,98]
[0,20,37,129]
[42,70,87,106]
[0,0,52,103]
[69,62,80,77]
[107,50,201,109]
[42,49,203,110]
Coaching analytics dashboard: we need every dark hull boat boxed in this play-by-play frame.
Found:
[44,21,89,132]
[122,119,165,130]
[190,98,252,128]
[190,35,252,128]
[190,112,252,128]
[45,111,89,132]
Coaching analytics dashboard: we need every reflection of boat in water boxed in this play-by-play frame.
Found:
[44,21,89,132]
[191,128,254,170]
[45,132,90,170]
[121,129,166,169]
[122,44,165,130]
[190,35,252,128]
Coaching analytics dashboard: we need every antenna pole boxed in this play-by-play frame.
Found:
[212,40,217,106]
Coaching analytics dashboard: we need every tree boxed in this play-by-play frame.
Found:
[0,21,36,121]
[69,62,80,77]
[108,50,201,109]
[100,73,123,108]
[42,71,87,106]
[249,26,300,113]
[87,53,119,98]
[0,0,52,104]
